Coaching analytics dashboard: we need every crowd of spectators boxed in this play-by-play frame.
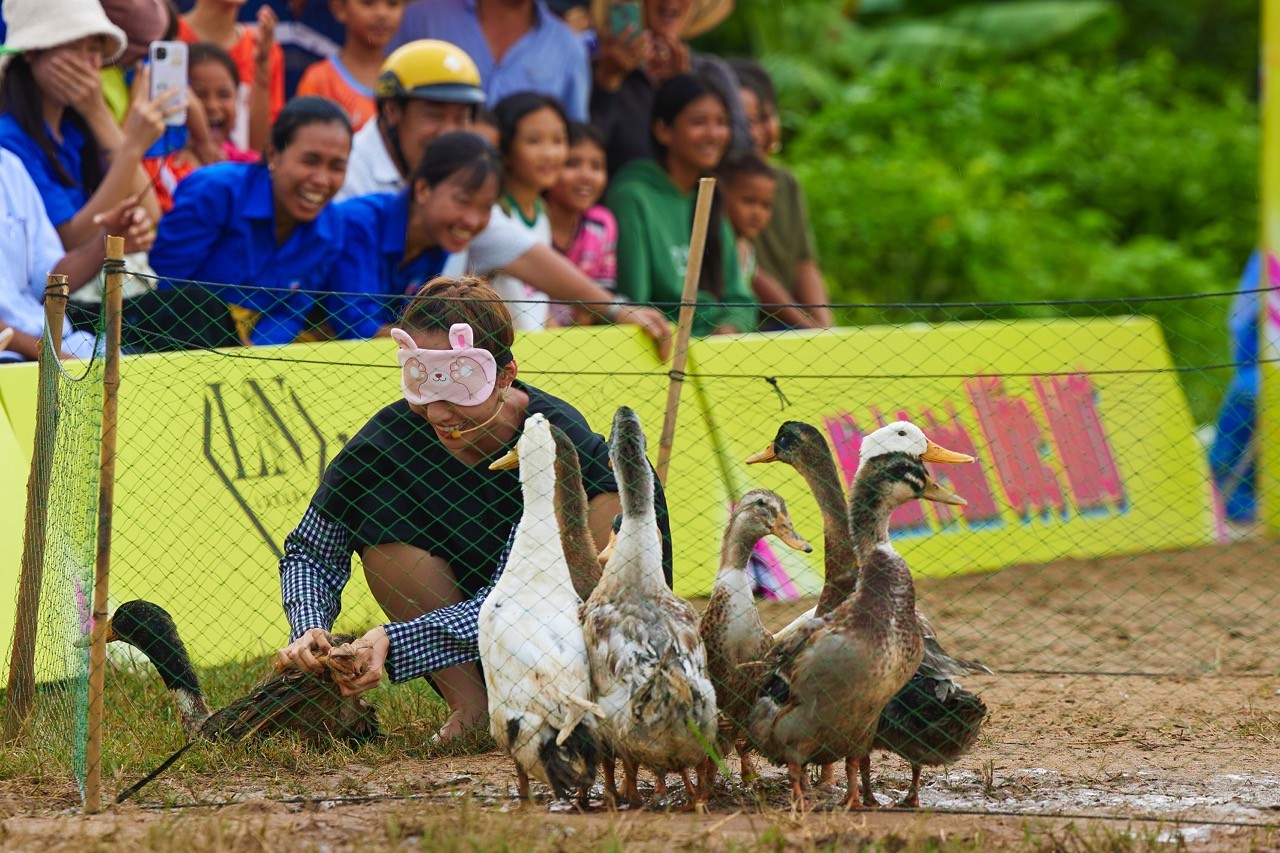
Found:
[0,0,833,362]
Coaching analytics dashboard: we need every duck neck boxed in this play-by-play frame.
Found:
[606,423,665,591]
[848,473,912,599]
[554,449,601,600]
[136,627,211,739]
[791,443,858,615]
[719,513,760,572]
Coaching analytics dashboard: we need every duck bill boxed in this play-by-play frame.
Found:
[921,476,967,506]
[597,531,617,565]
[72,619,117,648]
[745,443,778,465]
[771,515,813,553]
[921,439,975,464]
[488,448,519,471]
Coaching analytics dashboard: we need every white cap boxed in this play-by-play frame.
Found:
[0,0,128,66]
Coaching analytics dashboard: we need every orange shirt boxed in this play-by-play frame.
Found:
[178,18,285,147]
[142,152,200,212]
[297,57,376,130]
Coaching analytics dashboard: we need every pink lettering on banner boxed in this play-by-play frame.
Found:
[966,375,1066,522]
[823,411,862,488]
[1032,373,1126,513]
[916,403,1002,527]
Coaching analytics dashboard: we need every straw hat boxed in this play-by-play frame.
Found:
[0,0,128,63]
[590,0,735,40]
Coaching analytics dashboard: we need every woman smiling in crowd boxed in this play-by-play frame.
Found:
[146,96,351,349]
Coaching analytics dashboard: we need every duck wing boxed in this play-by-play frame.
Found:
[916,611,992,678]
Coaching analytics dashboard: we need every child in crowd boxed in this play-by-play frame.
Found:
[296,0,403,130]
[490,92,570,331]
[187,43,261,161]
[545,121,616,327]
[717,151,776,298]
[179,0,284,151]
[720,150,821,331]
[143,44,260,210]
[729,57,832,329]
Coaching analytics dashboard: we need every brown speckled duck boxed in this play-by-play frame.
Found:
[582,407,718,807]
[697,489,811,795]
[749,421,989,807]
[745,422,969,808]
[548,422,603,601]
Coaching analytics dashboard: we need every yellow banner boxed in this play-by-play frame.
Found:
[0,329,729,678]
[1,318,1209,677]
[1260,0,1280,532]
[692,317,1212,591]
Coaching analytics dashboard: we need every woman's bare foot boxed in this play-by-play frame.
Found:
[431,705,488,743]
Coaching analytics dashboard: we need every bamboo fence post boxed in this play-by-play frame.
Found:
[2,276,70,742]
[655,177,716,486]
[85,237,124,812]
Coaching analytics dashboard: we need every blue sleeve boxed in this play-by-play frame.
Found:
[150,168,233,288]
[1,133,81,229]
[325,207,387,340]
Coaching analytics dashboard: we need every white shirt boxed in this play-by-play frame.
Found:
[483,200,551,331]
[0,150,97,362]
[336,119,404,202]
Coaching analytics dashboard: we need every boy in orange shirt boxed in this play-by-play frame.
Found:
[180,0,285,152]
[297,0,404,130]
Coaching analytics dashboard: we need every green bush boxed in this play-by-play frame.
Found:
[783,55,1257,423]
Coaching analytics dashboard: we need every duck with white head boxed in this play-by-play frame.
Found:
[746,420,972,809]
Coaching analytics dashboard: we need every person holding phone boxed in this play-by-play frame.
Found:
[0,1,178,252]
[588,0,750,175]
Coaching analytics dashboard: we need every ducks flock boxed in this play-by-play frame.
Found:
[480,408,991,810]
[106,408,991,811]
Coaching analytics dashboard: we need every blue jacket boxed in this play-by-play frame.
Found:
[326,191,450,339]
[151,162,344,346]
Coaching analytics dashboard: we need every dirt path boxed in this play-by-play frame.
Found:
[2,541,1279,850]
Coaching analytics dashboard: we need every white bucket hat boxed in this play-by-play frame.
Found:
[0,0,128,66]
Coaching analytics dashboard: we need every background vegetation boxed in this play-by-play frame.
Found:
[698,0,1260,423]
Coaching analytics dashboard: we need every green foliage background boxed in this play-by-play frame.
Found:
[698,0,1260,423]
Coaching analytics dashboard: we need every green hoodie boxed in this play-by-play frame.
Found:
[608,159,757,336]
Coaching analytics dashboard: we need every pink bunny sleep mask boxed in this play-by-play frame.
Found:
[391,324,499,407]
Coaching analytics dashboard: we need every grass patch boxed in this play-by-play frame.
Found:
[0,652,493,804]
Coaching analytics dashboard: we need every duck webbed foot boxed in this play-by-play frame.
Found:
[860,756,881,807]
[516,767,532,806]
[787,762,811,810]
[893,765,922,808]
[838,757,870,810]
[736,742,759,787]
[813,762,837,791]
[603,754,619,808]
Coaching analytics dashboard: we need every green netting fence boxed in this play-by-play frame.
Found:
[3,268,1278,824]
[2,288,104,801]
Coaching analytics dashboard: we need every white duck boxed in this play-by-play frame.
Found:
[582,406,718,807]
[482,413,602,804]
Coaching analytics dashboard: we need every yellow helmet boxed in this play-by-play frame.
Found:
[377,40,485,104]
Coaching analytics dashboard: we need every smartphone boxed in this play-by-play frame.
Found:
[148,40,188,127]
[608,1,642,39]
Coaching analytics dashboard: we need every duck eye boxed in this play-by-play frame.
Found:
[897,430,906,436]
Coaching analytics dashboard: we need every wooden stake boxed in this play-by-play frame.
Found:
[86,237,124,812]
[655,177,716,486]
[2,276,69,741]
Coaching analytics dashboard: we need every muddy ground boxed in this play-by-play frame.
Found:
[2,540,1279,850]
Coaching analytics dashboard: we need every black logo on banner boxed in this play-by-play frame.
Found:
[203,378,336,556]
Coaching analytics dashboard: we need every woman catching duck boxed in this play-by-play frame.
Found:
[276,276,673,741]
